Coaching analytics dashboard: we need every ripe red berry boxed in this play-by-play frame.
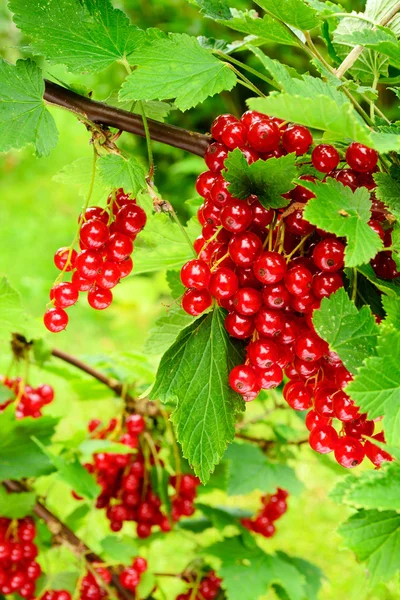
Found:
[224,311,254,338]
[221,122,247,149]
[87,286,113,310]
[204,142,229,172]
[118,257,134,278]
[232,287,262,315]
[181,259,211,290]
[309,425,338,454]
[126,414,146,435]
[211,114,239,141]
[332,168,358,190]
[311,144,340,173]
[228,231,263,266]
[346,142,378,173]
[80,218,109,249]
[240,110,265,130]
[255,364,283,389]
[284,265,312,296]
[282,125,313,155]
[313,239,345,272]
[247,119,280,152]
[247,339,279,368]
[305,410,331,431]
[209,267,238,299]
[294,332,325,362]
[229,364,257,394]
[196,171,217,198]
[106,233,133,262]
[115,204,147,236]
[133,557,148,573]
[283,380,313,410]
[333,391,360,422]
[344,415,374,439]
[262,282,290,310]
[54,247,77,272]
[182,289,212,315]
[364,433,393,467]
[96,261,121,289]
[75,249,102,278]
[221,200,253,233]
[334,435,365,468]
[80,206,109,224]
[44,307,68,332]
[72,270,95,291]
[253,251,287,284]
[284,210,314,236]
[252,201,274,228]
[50,282,79,307]
[254,307,284,337]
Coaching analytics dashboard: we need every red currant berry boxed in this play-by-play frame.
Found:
[344,415,374,438]
[334,435,365,468]
[291,176,316,203]
[368,219,385,242]
[312,272,343,299]
[240,110,265,130]
[228,232,263,266]
[309,425,338,454]
[181,259,211,290]
[50,282,79,308]
[256,364,283,389]
[182,289,212,315]
[333,391,360,422]
[96,261,121,289]
[232,287,262,315]
[209,267,238,299]
[229,364,257,394]
[224,311,254,338]
[72,270,95,291]
[196,171,217,198]
[221,200,253,233]
[311,144,340,173]
[247,119,280,152]
[283,380,313,410]
[305,410,331,431]
[118,257,133,278]
[211,114,239,141]
[106,233,133,262]
[221,122,247,149]
[44,307,68,332]
[346,142,378,173]
[284,210,314,236]
[80,219,109,249]
[314,385,338,418]
[252,201,274,228]
[75,249,102,278]
[332,168,358,190]
[284,265,312,296]
[253,251,287,284]
[80,206,108,224]
[254,307,284,337]
[133,557,147,573]
[210,176,233,207]
[204,142,229,172]
[54,247,77,272]
[294,331,325,362]
[87,286,113,310]
[313,239,345,272]
[247,339,279,368]
[115,204,147,237]
[262,282,290,310]
[364,433,393,468]
[282,125,313,155]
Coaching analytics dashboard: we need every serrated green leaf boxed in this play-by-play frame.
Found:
[337,26,400,69]
[206,537,306,600]
[143,304,195,355]
[100,535,138,565]
[254,0,319,30]
[0,278,42,346]
[374,171,400,220]
[136,571,156,599]
[190,0,231,20]
[0,487,36,519]
[338,509,400,585]
[65,505,91,530]
[131,100,172,123]
[49,571,80,593]
[223,150,296,209]
[382,295,400,328]
[53,157,108,204]
[0,406,58,479]
[9,0,144,74]
[219,10,297,47]
[276,552,324,600]
[98,155,146,197]
[312,288,379,374]
[224,442,302,496]
[196,503,253,533]
[149,308,245,483]
[303,179,383,267]
[166,270,186,300]
[0,58,58,157]
[248,47,301,88]
[346,326,400,445]
[120,33,236,111]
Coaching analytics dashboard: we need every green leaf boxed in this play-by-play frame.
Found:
[248,47,301,88]
[137,571,156,599]
[34,440,100,500]
[50,571,80,593]
[119,33,237,111]
[0,278,42,346]
[219,10,297,47]
[196,503,253,532]
[166,270,186,300]
[303,179,383,267]
[0,58,58,157]
[190,0,231,20]
[0,487,36,519]
[9,0,144,74]
[337,26,400,69]
[330,462,400,512]
[346,326,400,445]
[79,439,138,458]
[149,308,245,483]
[65,505,91,530]
[357,263,400,297]
[276,553,324,600]
[131,100,172,123]
[382,295,400,328]
[100,535,138,565]
[338,510,400,585]
[98,155,146,197]
[150,467,171,514]
[0,406,58,479]
[206,537,306,600]
[143,305,194,355]
[133,213,199,274]
[312,288,379,374]
[223,150,296,209]
[53,157,108,204]
[224,442,302,496]
[0,384,13,404]
[254,0,319,30]
[374,171,400,220]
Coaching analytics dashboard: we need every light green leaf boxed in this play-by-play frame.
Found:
[224,442,302,496]
[131,100,172,123]
[166,270,186,300]
[119,33,237,111]
[382,295,400,328]
[49,571,80,593]
[53,157,108,204]
[150,467,171,513]
[219,10,297,47]
[0,406,58,479]
[143,304,195,355]
[338,510,400,585]
[100,535,138,565]
[98,155,146,197]
[276,553,324,600]
[254,0,319,30]
[0,487,36,519]
[149,308,245,483]
[79,439,138,458]
[0,278,42,345]
[337,26,400,69]
[248,47,301,88]
[0,58,58,157]
[303,179,383,267]
[206,537,306,600]
[190,0,232,20]
[346,326,400,445]
[365,0,400,34]
[9,0,144,74]
[223,149,296,209]
[196,503,253,533]
[374,171,400,220]
[312,288,379,374]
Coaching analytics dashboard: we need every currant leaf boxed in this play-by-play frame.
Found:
[53,157,108,204]
[374,171,400,220]
[190,0,232,20]
[219,10,297,47]
[98,155,147,197]
[254,0,319,30]
[336,26,400,69]
[149,308,245,484]
[143,305,195,356]
[0,488,36,519]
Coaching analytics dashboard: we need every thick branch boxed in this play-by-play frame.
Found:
[44,80,211,157]
[3,480,134,600]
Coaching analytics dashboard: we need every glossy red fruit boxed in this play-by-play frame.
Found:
[368,219,385,242]
[240,110,266,130]
[50,282,79,308]
[346,142,378,173]
[333,391,360,422]
[284,265,313,296]
[221,200,253,233]
[224,311,254,338]
[262,282,290,310]
[181,259,211,290]
[44,308,68,332]
[254,307,284,337]
[107,233,133,262]
[334,436,365,468]
[232,287,262,315]
[80,218,109,249]
[196,171,217,198]
[252,201,274,228]
[88,286,113,310]
[229,364,257,394]
[182,289,212,315]
[115,204,147,236]
[210,176,233,206]
[294,331,325,362]
[209,267,238,299]
[75,249,102,278]
[364,433,393,467]
[247,119,280,152]
[282,125,313,155]
[332,168,358,190]
[221,122,247,149]
[126,414,146,435]
[311,144,340,173]
[204,142,229,172]
[305,410,331,431]
[253,251,286,284]
[247,339,279,368]
[312,272,343,299]
[284,210,314,236]
[291,177,316,203]
[118,256,134,278]
[72,270,95,291]
[313,239,345,272]
[283,380,313,410]
[314,385,337,418]
[309,425,338,454]
[211,114,239,141]
[344,416,374,438]
[80,206,108,224]
[96,261,121,289]
[54,247,77,272]
[228,231,263,266]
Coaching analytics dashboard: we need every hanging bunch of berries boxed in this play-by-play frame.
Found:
[180,110,395,469]
[0,376,54,418]
[241,487,288,537]
[176,570,223,600]
[44,188,147,333]
[79,415,199,537]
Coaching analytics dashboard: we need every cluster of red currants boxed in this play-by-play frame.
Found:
[119,556,148,593]
[176,571,222,600]
[0,376,54,418]
[0,517,41,598]
[40,591,71,600]
[180,110,394,468]
[44,188,147,333]
[241,488,288,538]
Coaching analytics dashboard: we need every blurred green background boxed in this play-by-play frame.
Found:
[0,1,398,598]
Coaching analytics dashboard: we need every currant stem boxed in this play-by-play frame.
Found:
[139,100,155,182]
[213,51,277,89]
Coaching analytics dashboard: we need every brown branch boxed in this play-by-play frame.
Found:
[44,80,211,156]
[50,347,159,416]
[2,480,134,600]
